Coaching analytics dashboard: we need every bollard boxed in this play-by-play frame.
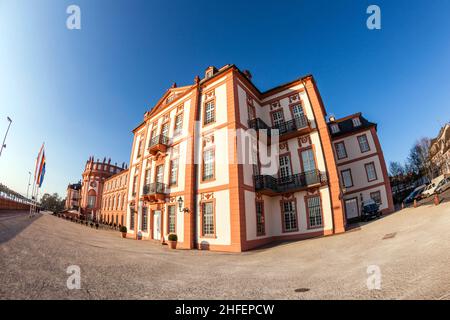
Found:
[413,199,418,208]
[434,194,440,206]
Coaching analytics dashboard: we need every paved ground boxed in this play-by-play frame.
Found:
[1,203,450,300]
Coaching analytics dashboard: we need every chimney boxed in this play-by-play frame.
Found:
[171,82,177,88]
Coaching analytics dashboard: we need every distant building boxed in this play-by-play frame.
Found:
[80,157,127,221]
[328,113,394,221]
[100,168,129,227]
[65,182,81,210]
[429,123,450,177]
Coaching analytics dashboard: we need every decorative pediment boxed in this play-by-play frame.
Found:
[281,193,294,200]
[298,135,312,148]
[270,101,281,110]
[205,90,215,101]
[202,134,215,147]
[289,93,301,104]
[279,141,289,152]
[200,192,215,201]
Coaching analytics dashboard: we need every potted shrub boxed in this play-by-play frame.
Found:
[95,223,99,229]
[119,226,127,238]
[90,222,94,228]
[168,233,178,249]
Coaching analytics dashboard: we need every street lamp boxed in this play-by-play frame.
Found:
[26,171,31,199]
[0,116,12,158]
[177,196,189,213]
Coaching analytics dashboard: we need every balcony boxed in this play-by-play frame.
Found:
[148,134,169,155]
[248,115,310,141]
[254,170,327,196]
[142,182,168,202]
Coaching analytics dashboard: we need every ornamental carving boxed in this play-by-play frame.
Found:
[205,90,215,100]
[200,192,214,201]
[270,101,281,110]
[289,93,301,104]
[202,134,215,147]
[298,136,312,148]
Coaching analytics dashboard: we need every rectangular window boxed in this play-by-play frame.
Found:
[168,205,176,234]
[330,124,340,134]
[300,148,317,172]
[282,200,297,232]
[341,169,353,188]
[202,148,215,181]
[145,168,151,186]
[130,208,135,230]
[370,191,382,205]
[279,154,292,180]
[307,196,322,228]
[292,104,307,128]
[169,159,179,186]
[149,127,158,146]
[271,110,285,127]
[155,165,164,183]
[256,201,265,236]
[365,162,378,182]
[174,113,183,135]
[201,202,215,237]
[141,207,148,231]
[357,134,370,153]
[132,175,137,195]
[352,117,362,127]
[137,139,143,157]
[204,100,215,125]
[335,142,348,160]
[161,122,169,137]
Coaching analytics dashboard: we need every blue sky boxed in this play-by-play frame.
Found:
[1,0,450,198]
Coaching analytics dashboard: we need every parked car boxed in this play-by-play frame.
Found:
[435,176,450,194]
[420,175,446,198]
[361,199,381,221]
[403,184,427,205]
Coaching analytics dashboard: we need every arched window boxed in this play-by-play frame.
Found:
[87,190,96,208]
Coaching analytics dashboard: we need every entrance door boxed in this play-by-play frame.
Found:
[153,210,161,240]
[345,198,359,220]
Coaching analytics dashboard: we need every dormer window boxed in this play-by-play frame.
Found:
[205,66,217,79]
[352,117,362,127]
[331,124,340,134]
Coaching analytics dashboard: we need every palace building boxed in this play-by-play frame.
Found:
[120,64,393,252]
[429,123,450,177]
[100,168,129,227]
[80,156,127,221]
[328,113,394,221]
[65,181,81,210]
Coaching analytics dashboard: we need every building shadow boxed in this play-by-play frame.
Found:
[0,211,42,244]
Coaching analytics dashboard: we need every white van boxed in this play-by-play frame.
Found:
[420,175,446,198]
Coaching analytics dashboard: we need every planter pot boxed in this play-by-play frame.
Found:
[121,232,127,239]
[168,240,177,249]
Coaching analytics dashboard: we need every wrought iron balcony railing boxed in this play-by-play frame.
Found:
[254,170,327,193]
[149,134,169,148]
[143,182,168,195]
[248,114,309,137]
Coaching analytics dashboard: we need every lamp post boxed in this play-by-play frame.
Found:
[26,171,31,199]
[0,116,12,158]
[177,196,189,213]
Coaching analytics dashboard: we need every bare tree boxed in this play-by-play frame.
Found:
[389,161,405,177]
[407,138,433,179]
